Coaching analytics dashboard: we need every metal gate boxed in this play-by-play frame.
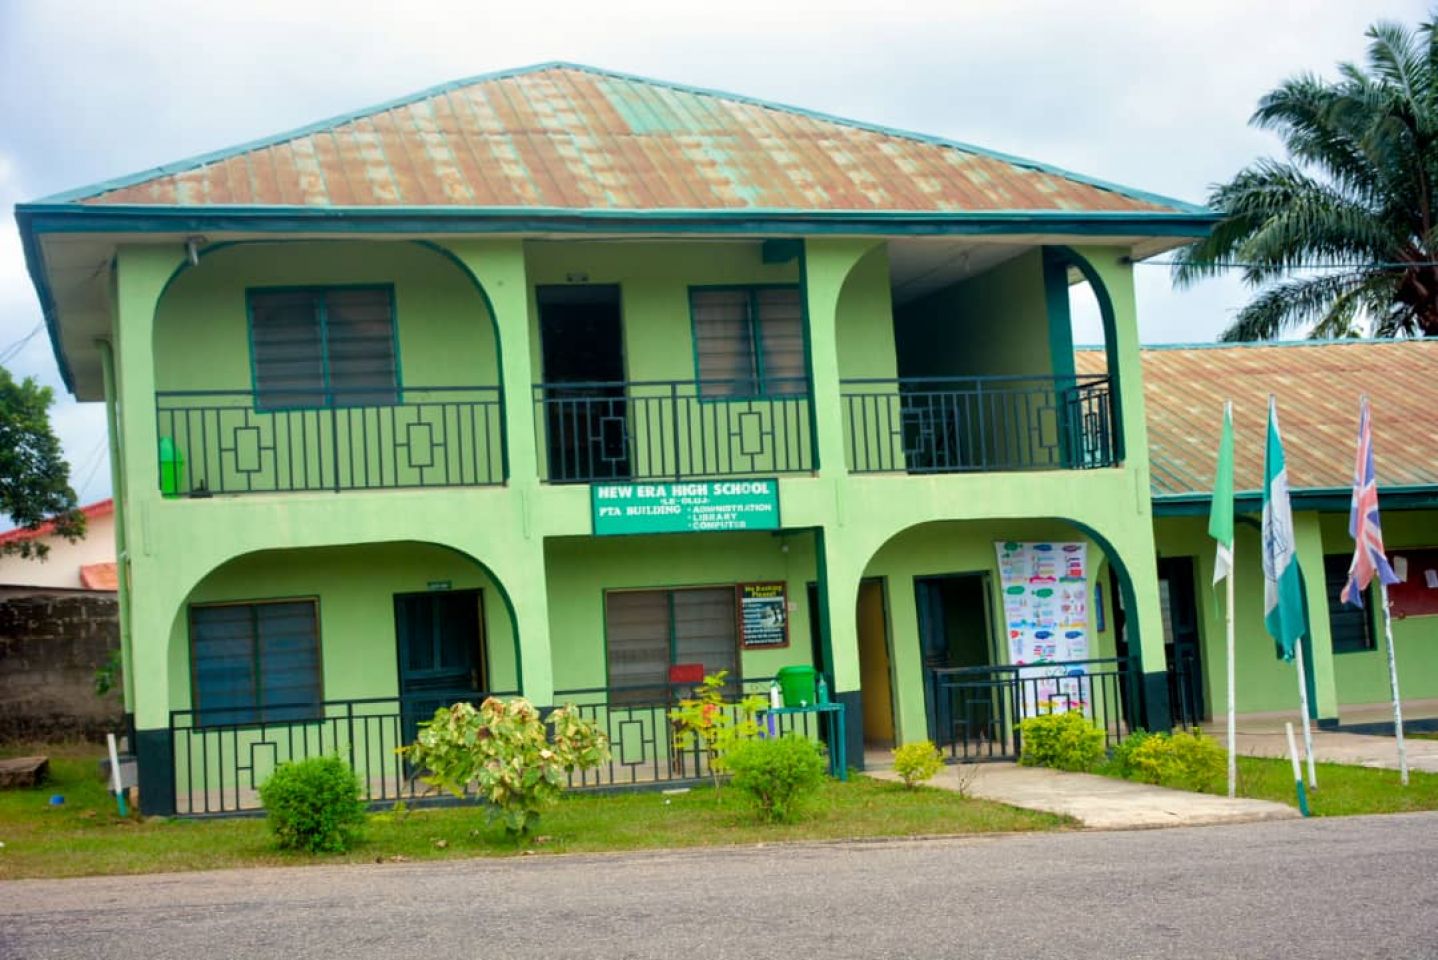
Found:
[926,657,1140,761]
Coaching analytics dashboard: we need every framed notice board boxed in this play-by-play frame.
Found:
[1390,548,1438,619]
[739,582,789,649]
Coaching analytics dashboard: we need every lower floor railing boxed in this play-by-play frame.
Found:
[168,682,842,815]
[926,657,1139,762]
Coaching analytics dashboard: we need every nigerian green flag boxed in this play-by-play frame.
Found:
[1208,401,1235,586]
[1261,396,1305,661]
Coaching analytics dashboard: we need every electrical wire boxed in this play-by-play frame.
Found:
[1137,259,1438,270]
[0,323,43,365]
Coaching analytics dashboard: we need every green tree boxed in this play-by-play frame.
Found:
[1175,13,1438,340]
[0,366,84,558]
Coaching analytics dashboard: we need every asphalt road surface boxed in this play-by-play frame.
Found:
[4,813,1437,959]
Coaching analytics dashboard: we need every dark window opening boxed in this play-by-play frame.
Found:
[604,587,739,702]
[249,287,397,409]
[190,599,322,725]
[1324,554,1375,654]
[691,287,806,398]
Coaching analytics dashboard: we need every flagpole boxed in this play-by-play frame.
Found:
[1378,581,1409,785]
[1225,552,1237,798]
[1294,636,1317,790]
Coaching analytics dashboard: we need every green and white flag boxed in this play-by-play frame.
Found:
[1261,396,1305,661]
[1208,401,1235,585]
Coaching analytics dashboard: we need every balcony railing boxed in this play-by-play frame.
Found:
[155,386,503,495]
[533,379,814,483]
[841,374,1115,474]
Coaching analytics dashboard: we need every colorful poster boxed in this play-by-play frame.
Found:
[994,541,1091,718]
[739,582,789,648]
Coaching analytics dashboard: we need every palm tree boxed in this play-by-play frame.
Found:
[1175,14,1438,340]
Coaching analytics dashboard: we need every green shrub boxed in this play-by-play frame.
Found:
[725,734,827,823]
[669,670,766,792]
[892,740,944,788]
[401,696,609,837]
[1107,729,1154,779]
[1120,729,1225,793]
[258,756,366,853]
[1018,711,1105,772]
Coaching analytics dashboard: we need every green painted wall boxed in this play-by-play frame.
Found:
[893,249,1050,379]
[544,529,817,694]
[1318,509,1438,706]
[861,518,1119,743]
[166,541,518,709]
[1153,512,1337,719]
[154,241,498,392]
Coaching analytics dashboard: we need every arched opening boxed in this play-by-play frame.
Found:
[150,240,506,496]
[853,516,1144,760]
[163,539,520,814]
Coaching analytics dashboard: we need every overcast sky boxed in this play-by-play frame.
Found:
[0,0,1428,510]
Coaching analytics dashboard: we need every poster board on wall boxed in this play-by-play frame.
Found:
[1389,548,1438,619]
[738,582,789,649]
[994,541,1091,717]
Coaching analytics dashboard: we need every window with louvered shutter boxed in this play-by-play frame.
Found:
[690,287,808,398]
[1324,555,1376,653]
[604,587,740,702]
[248,287,397,409]
[191,600,322,725]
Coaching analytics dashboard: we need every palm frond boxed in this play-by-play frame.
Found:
[1217,272,1377,341]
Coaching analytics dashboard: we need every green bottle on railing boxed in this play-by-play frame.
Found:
[816,674,829,705]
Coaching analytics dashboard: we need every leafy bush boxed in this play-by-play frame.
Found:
[1018,711,1106,772]
[670,671,766,791]
[1107,729,1154,780]
[893,740,944,789]
[1116,729,1225,793]
[258,756,366,853]
[401,696,609,837]
[725,734,827,823]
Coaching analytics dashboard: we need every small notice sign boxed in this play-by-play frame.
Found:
[591,479,780,536]
[739,582,789,649]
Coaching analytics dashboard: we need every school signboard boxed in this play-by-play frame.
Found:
[591,479,780,536]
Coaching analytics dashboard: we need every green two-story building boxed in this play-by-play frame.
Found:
[17,63,1219,814]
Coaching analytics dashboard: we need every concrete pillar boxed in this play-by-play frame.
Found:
[1295,511,1340,722]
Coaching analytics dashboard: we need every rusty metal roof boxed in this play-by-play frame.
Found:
[1076,340,1438,497]
[51,62,1199,215]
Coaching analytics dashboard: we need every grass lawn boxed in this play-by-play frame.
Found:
[1219,756,1438,816]
[0,744,1067,880]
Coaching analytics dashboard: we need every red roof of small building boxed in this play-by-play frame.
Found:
[0,499,113,545]
[79,562,118,591]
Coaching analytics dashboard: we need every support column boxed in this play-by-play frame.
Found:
[439,240,554,706]
[1295,512,1340,724]
[114,245,187,814]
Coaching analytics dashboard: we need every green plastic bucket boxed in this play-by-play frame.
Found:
[775,665,818,708]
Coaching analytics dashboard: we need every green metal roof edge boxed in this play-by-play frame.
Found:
[30,61,1211,216]
[1076,336,1432,352]
[17,203,1217,235]
[13,208,73,391]
[1152,484,1438,515]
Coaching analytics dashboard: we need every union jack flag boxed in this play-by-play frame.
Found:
[1342,395,1399,607]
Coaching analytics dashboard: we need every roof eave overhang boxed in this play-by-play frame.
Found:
[1153,486,1438,517]
[18,202,1218,396]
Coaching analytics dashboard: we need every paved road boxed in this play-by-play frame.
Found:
[4,814,1437,959]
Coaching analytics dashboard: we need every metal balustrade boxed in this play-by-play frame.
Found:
[533,379,814,483]
[154,386,503,495]
[842,374,1115,474]
[927,657,1139,762]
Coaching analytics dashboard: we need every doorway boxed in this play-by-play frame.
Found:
[394,589,487,746]
[1157,556,1205,724]
[537,285,628,482]
[805,579,894,747]
[855,579,894,747]
[915,573,996,748]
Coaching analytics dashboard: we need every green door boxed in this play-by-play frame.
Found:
[395,589,486,746]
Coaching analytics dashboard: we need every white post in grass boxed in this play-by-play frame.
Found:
[1225,564,1237,798]
[106,732,128,817]
[1293,639,1317,790]
[1285,721,1310,817]
[1378,581,1409,786]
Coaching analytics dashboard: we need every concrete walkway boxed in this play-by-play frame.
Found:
[1222,727,1438,774]
[867,761,1298,830]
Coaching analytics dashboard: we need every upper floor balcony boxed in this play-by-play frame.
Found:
[140,239,1126,498]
